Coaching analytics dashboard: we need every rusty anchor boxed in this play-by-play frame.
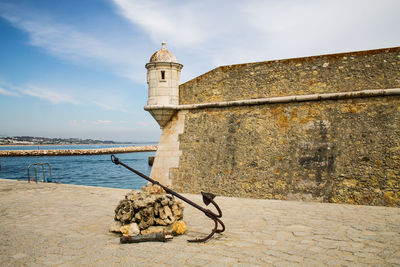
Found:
[111,155,225,242]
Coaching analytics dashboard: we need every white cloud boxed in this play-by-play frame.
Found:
[0,87,21,97]
[1,0,399,97]
[92,120,112,125]
[4,0,399,86]
[1,13,130,65]
[241,0,400,57]
[21,85,79,104]
[112,0,206,46]
[92,101,129,113]
[112,0,400,80]
[92,101,114,111]
[68,120,80,127]
[0,3,147,83]
[0,81,79,105]
[0,79,132,113]
[138,121,151,128]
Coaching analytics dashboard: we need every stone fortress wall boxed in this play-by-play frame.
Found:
[150,47,400,207]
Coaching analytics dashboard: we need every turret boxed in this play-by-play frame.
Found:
[144,42,183,128]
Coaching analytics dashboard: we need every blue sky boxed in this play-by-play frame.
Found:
[0,0,399,142]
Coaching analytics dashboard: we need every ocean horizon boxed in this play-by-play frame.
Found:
[0,144,156,189]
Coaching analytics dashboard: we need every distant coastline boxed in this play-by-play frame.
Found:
[0,143,154,147]
[0,136,144,146]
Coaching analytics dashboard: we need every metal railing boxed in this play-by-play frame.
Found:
[27,163,53,183]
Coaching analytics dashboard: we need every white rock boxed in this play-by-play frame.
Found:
[121,222,140,237]
[141,226,165,235]
[109,221,123,233]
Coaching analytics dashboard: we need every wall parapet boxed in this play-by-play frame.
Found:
[179,47,400,105]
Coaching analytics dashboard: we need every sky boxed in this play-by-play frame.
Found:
[0,0,399,142]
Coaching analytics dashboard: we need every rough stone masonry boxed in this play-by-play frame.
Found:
[110,184,186,239]
[148,46,400,207]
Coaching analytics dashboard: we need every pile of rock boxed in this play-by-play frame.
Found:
[110,184,187,239]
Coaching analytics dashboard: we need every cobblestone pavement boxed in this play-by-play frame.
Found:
[1,179,400,267]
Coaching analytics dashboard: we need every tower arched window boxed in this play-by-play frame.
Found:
[161,70,166,80]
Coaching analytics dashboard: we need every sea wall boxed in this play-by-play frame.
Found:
[162,47,400,207]
[0,145,157,157]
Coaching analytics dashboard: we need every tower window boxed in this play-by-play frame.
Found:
[161,71,166,80]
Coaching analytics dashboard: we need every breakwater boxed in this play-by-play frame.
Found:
[0,145,157,157]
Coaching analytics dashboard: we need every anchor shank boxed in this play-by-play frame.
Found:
[112,155,209,214]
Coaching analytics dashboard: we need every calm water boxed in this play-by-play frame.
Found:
[0,145,156,189]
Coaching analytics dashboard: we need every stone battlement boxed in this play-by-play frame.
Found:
[180,47,399,104]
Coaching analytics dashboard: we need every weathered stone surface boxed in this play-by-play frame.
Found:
[109,221,123,233]
[132,195,156,210]
[137,207,154,230]
[172,220,187,235]
[154,217,169,226]
[120,222,140,237]
[160,205,173,221]
[114,200,134,224]
[149,111,187,187]
[142,183,165,194]
[170,47,400,207]
[171,203,184,220]
[140,226,165,235]
[180,47,399,105]
[113,188,185,235]
[172,95,400,206]
[1,179,400,266]
[144,47,398,207]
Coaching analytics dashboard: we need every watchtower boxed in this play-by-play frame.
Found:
[144,42,183,128]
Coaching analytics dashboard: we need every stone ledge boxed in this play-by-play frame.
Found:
[145,88,400,111]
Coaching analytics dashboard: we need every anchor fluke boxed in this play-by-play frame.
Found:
[201,191,216,206]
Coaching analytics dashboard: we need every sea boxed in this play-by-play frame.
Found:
[0,144,156,189]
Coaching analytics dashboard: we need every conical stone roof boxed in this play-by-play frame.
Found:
[149,42,178,63]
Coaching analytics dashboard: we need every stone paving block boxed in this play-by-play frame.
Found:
[259,254,281,264]
[301,258,324,267]
[156,256,185,266]
[264,249,290,259]
[273,260,302,267]
[386,256,400,265]
[316,241,339,249]
[209,256,238,265]
[274,231,294,241]
[185,256,212,266]
[299,239,316,246]
[262,239,278,246]
[230,262,264,267]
